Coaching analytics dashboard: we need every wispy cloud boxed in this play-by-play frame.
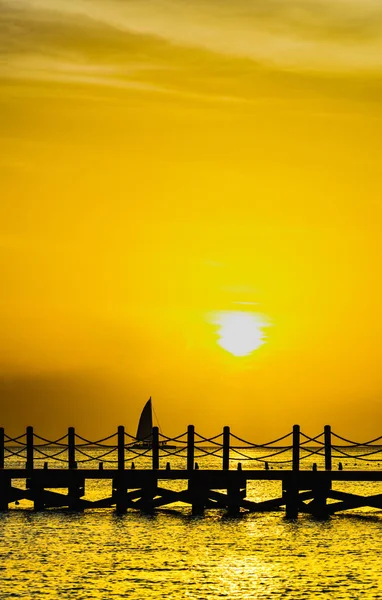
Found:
[1,0,382,110]
[2,0,382,73]
[1,55,172,92]
[2,54,249,105]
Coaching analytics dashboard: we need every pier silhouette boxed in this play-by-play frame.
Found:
[1,425,381,518]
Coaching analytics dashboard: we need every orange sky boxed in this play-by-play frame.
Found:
[1,0,382,440]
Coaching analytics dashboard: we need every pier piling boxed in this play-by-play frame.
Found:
[223,426,230,471]
[187,425,195,472]
[292,425,300,472]
[324,425,332,472]
[0,427,4,470]
[68,427,76,470]
[26,426,33,471]
[152,426,159,470]
[118,426,125,472]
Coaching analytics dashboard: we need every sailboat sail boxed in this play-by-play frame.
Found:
[136,397,153,442]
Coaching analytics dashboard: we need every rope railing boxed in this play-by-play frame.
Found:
[194,446,223,458]
[124,446,152,458]
[159,431,188,443]
[33,433,69,447]
[33,447,69,462]
[299,447,326,460]
[300,432,325,446]
[74,446,119,463]
[331,432,382,446]
[34,446,69,459]
[194,432,223,444]
[4,446,27,458]
[0,425,380,471]
[236,446,294,462]
[230,430,293,448]
[4,433,27,446]
[123,431,138,441]
[74,432,118,447]
[158,445,187,457]
[331,445,382,461]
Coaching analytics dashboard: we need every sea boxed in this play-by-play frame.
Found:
[1,445,381,599]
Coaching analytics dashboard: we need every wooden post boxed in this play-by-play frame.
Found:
[140,475,157,514]
[285,425,300,519]
[68,427,76,469]
[284,474,299,519]
[292,425,300,472]
[113,474,127,513]
[0,471,10,510]
[223,426,230,471]
[68,473,85,510]
[324,425,332,471]
[152,426,159,470]
[310,482,329,519]
[0,428,4,470]
[187,425,195,471]
[26,426,33,471]
[116,426,125,512]
[118,426,125,471]
[227,475,243,517]
[189,474,206,516]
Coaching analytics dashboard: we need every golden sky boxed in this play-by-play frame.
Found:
[1,0,382,440]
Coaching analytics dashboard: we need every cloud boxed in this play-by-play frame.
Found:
[2,0,382,73]
[1,55,172,92]
[1,54,248,105]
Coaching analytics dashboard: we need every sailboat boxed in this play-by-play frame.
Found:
[132,397,176,449]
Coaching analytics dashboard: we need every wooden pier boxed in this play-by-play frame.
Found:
[1,425,381,518]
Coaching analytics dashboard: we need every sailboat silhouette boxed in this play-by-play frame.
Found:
[133,397,176,449]
[135,397,153,446]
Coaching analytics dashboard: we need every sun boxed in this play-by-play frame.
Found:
[210,311,268,357]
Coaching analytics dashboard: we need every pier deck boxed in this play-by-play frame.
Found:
[1,425,381,518]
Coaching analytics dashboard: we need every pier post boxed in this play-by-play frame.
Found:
[227,474,244,517]
[118,426,125,472]
[152,426,159,470]
[0,427,4,470]
[284,474,299,519]
[189,473,206,516]
[187,425,195,471]
[285,425,300,519]
[0,471,10,510]
[68,427,76,469]
[115,426,126,512]
[292,425,300,472]
[67,427,83,508]
[26,426,33,471]
[324,425,332,472]
[0,428,6,507]
[310,477,330,519]
[68,473,85,510]
[223,426,230,471]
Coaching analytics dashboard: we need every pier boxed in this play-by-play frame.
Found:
[1,425,381,518]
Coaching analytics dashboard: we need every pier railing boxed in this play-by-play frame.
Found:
[1,425,381,471]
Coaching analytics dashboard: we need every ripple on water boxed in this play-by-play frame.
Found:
[1,504,382,599]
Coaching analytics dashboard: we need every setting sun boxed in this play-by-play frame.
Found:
[210,311,268,357]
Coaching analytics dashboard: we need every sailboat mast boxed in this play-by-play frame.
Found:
[152,401,163,434]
